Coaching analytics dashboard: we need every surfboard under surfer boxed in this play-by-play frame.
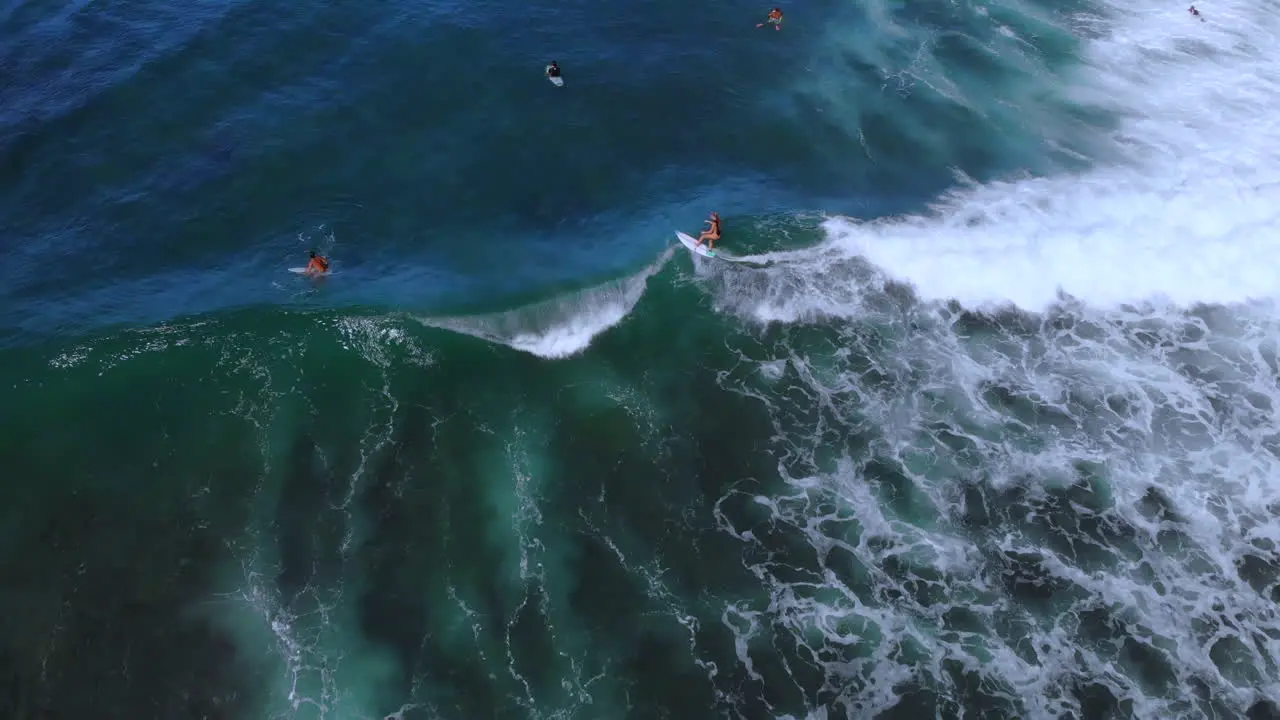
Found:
[694,212,722,250]
[305,250,330,276]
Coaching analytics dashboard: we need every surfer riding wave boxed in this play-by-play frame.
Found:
[695,212,721,250]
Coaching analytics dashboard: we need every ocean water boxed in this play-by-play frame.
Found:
[3,0,1280,717]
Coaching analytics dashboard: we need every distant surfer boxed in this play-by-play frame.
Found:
[694,212,722,250]
[546,61,561,79]
[757,8,783,30]
[1188,5,1204,20]
[305,250,330,276]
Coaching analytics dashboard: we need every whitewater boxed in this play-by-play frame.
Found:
[650,0,1280,716]
[421,0,1280,716]
[825,0,1280,310]
[474,0,1280,353]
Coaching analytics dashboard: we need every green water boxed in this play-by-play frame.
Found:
[2,264,802,717]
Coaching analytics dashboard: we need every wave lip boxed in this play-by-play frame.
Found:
[420,247,674,359]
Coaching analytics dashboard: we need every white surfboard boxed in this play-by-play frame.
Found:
[289,267,333,275]
[546,67,564,86]
[676,231,735,260]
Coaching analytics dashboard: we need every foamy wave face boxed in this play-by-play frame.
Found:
[421,248,674,359]
[818,0,1280,311]
[710,297,1280,717]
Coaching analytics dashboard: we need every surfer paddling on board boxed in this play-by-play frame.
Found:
[694,212,722,250]
[305,250,330,276]
[757,8,783,30]
[546,61,561,79]
[1188,5,1205,20]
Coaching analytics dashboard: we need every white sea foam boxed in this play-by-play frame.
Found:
[698,0,1280,716]
[822,0,1280,311]
[711,297,1280,717]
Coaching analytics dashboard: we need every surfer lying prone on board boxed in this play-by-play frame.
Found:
[757,8,783,30]
[695,212,722,250]
[305,250,330,275]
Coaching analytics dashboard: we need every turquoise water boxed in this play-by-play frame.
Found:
[5,0,1280,718]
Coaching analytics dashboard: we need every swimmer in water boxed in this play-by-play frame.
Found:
[757,7,784,30]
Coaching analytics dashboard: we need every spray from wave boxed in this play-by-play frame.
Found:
[680,0,1280,717]
[420,248,675,359]
[819,0,1280,310]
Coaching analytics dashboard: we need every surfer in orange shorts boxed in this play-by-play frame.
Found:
[305,250,330,276]
[695,212,721,250]
[758,8,783,30]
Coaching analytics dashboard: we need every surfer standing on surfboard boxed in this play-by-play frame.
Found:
[757,8,783,30]
[694,212,721,250]
[305,250,330,276]
[546,61,561,79]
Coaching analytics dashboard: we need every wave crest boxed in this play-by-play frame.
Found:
[420,248,675,358]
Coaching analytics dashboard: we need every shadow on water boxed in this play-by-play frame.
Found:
[0,416,267,717]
